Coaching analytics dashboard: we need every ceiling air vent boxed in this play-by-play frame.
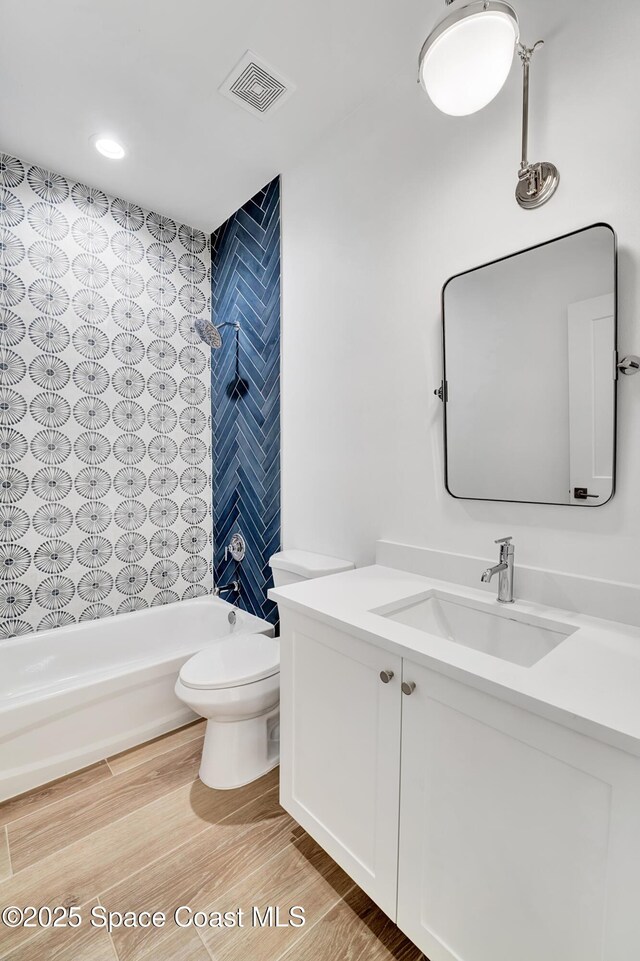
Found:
[219,50,296,119]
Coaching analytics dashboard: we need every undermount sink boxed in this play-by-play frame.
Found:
[374,591,576,667]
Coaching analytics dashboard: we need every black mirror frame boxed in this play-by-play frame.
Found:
[439,222,618,508]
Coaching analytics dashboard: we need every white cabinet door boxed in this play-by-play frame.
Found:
[279,611,402,918]
[397,661,640,961]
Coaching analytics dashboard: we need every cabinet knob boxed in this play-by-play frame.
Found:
[379,669,395,684]
[401,681,416,696]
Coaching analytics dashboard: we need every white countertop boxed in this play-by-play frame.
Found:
[269,564,640,759]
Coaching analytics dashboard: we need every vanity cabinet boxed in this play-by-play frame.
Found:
[279,611,640,961]
[278,616,402,918]
[396,661,640,961]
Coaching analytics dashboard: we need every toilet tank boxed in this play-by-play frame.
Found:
[269,550,354,587]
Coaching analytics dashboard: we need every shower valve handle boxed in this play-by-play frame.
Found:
[225,533,246,563]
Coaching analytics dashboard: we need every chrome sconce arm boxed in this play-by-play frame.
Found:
[515,40,559,209]
[418,1,561,209]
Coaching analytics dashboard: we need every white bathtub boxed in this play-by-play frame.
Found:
[0,597,274,802]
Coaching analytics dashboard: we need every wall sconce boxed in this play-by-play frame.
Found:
[418,0,559,209]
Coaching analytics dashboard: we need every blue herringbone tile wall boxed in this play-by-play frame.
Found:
[210,177,280,623]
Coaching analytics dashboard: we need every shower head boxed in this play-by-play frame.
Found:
[194,319,223,349]
[194,319,240,349]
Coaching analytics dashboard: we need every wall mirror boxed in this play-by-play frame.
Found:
[440,223,617,507]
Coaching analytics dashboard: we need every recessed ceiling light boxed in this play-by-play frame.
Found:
[93,136,125,160]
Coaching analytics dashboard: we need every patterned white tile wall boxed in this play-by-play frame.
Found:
[0,151,212,636]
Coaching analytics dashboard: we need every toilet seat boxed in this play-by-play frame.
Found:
[179,633,279,691]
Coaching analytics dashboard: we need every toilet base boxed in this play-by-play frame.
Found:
[199,707,280,790]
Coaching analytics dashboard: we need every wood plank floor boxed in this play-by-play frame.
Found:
[0,722,425,961]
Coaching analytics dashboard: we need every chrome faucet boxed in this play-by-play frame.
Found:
[213,580,240,598]
[481,537,515,603]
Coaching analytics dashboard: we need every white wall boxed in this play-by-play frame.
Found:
[281,0,640,584]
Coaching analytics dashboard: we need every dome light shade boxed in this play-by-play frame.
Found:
[419,1,519,116]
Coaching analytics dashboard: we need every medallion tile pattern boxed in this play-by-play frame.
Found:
[211,177,280,623]
[0,151,212,637]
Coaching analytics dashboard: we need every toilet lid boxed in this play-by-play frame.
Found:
[179,634,280,690]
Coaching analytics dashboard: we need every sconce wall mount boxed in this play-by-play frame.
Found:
[418,1,560,210]
[515,40,559,209]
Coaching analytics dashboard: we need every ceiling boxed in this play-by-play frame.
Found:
[0,0,427,230]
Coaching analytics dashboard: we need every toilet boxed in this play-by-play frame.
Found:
[175,549,354,789]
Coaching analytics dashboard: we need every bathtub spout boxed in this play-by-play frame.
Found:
[213,580,240,597]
